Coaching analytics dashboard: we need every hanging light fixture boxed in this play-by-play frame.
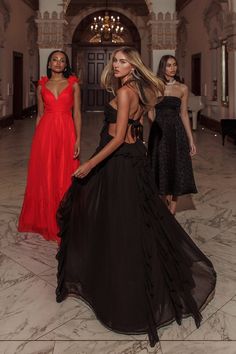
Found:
[90,1,124,42]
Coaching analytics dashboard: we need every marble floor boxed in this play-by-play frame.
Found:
[0,114,236,354]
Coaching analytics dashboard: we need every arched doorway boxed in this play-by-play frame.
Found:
[72,11,141,111]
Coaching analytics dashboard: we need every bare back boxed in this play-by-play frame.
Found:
[108,84,143,144]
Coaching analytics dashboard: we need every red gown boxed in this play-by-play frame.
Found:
[18,75,80,243]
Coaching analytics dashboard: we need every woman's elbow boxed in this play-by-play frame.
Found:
[114,136,125,146]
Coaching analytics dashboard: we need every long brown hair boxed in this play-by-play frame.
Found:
[101,46,164,109]
[157,55,181,84]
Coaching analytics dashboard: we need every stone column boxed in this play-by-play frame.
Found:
[147,0,177,73]
[225,7,236,117]
[36,0,68,77]
[0,1,10,118]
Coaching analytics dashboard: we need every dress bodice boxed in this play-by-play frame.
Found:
[38,76,79,114]
[104,103,143,140]
[156,96,181,114]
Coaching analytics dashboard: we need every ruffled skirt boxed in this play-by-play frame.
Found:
[56,125,216,346]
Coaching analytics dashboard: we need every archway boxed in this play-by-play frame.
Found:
[72,11,141,111]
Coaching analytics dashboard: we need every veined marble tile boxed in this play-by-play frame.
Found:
[174,218,220,246]
[158,302,218,341]
[2,235,57,274]
[208,190,236,213]
[187,298,236,340]
[40,318,140,341]
[0,211,22,248]
[0,276,88,340]
[175,205,236,237]
[200,230,236,265]
[38,267,57,287]
[209,255,236,280]
[191,186,218,206]
[210,275,236,309]
[0,341,54,354]
[207,254,236,309]
[0,252,34,291]
[53,340,162,354]
[161,340,236,354]
[131,303,218,342]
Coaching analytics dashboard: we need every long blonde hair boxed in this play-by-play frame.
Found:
[101,46,164,109]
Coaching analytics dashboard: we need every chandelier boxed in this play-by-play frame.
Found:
[90,12,124,42]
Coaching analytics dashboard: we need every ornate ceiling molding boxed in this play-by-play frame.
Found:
[21,0,39,11]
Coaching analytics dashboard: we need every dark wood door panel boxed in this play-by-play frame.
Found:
[13,51,23,119]
[83,47,113,111]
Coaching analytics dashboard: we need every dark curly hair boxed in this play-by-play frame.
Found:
[46,50,73,78]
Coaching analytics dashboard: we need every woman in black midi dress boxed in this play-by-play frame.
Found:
[148,55,197,215]
[56,47,216,348]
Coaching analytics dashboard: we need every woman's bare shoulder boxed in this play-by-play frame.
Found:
[117,84,138,99]
[178,82,188,92]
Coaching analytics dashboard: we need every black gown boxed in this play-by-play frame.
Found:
[56,103,216,347]
[148,96,197,196]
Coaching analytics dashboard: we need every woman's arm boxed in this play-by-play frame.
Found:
[72,82,82,158]
[180,85,197,156]
[73,86,132,178]
[36,85,44,127]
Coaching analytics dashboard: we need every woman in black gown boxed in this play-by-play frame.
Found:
[56,47,216,347]
[148,55,197,215]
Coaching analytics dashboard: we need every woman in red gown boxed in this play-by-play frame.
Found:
[18,50,81,243]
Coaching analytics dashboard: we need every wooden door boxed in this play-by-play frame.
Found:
[191,53,201,95]
[13,51,23,119]
[84,48,113,111]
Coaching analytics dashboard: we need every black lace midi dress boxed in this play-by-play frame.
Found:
[148,96,197,196]
[56,103,216,347]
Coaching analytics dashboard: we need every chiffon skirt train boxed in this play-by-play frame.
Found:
[56,125,216,346]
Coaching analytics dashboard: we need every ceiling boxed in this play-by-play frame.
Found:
[22,0,39,11]
[67,0,149,17]
[23,0,192,14]
[176,0,192,11]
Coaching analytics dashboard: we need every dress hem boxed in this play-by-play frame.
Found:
[56,283,216,346]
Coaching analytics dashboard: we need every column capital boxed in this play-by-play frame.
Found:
[35,11,68,49]
[147,12,178,50]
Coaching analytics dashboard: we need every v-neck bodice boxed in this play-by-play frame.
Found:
[39,76,79,114]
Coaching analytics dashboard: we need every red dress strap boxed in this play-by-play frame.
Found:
[68,75,79,85]
[38,76,48,86]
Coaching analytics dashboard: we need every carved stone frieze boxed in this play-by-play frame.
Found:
[203,0,228,48]
[35,11,68,49]
[147,12,178,50]
[63,0,71,13]
[0,0,10,47]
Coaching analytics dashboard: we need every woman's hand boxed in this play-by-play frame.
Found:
[189,140,197,156]
[73,161,93,178]
[74,140,80,159]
